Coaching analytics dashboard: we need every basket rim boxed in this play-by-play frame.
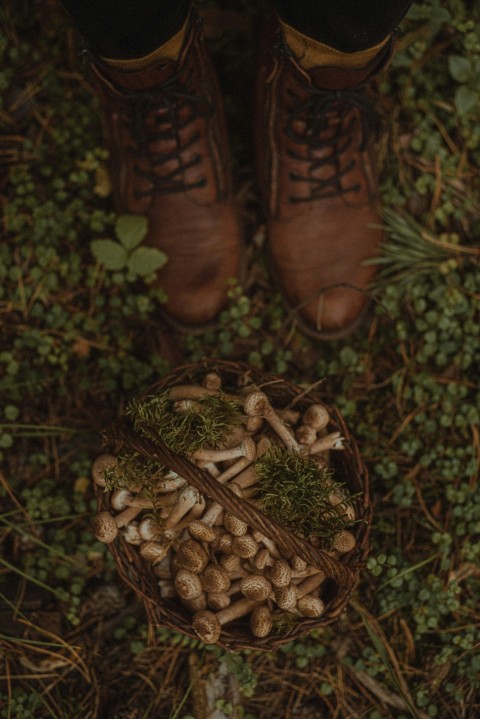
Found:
[97,359,372,650]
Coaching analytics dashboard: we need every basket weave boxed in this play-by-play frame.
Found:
[95,359,371,651]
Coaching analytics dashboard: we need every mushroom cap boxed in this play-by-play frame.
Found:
[138,517,164,541]
[219,553,241,573]
[240,575,272,601]
[231,534,258,559]
[253,548,270,571]
[189,520,217,543]
[217,534,233,553]
[290,556,307,572]
[269,559,292,588]
[174,569,204,600]
[181,593,207,613]
[192,610,222,644]
[122,523,142,545]
[208,592,231,611]
[92,454,117,487]
[111,488,133,512]
[241,435,257,461]
[139,541,169,564]
[243,391,270,417]
[203,372,222,391]
[250,605,273,638]
[303,404,330,431]
[176,540,209,573]
[297,595,325,618]
[274,584,298,610]
[201,564,231,593]
[295,424,317,445]
[224,513,248,537]
[333,530,356,554]
[93,512,118,543]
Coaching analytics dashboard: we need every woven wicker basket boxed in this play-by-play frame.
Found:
[95,359,371,651]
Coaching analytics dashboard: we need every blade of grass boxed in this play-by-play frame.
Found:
[351,600,425,719]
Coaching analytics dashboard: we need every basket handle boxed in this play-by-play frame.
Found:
[110,422,356,588]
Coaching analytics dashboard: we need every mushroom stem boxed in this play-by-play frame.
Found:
[164,486,200,530]
[191,436,256,464]
[192,598,261,642]
[307,432,345,455]
[215,456,255,485]
[295,571,327,599]
[244,391,300,452]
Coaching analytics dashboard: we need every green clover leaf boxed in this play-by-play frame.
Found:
[114,215,148,250]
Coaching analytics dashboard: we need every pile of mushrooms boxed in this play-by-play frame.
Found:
[92,372,357,644]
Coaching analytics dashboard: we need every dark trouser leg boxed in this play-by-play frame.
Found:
[60,0,190,58]
[273,0,413,51]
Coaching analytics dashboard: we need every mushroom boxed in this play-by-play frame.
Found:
[192,598,260,643]
[253,547,270,571]
[174,569,204,600]
[121,523,142,545]
[295,424,317,446]
[181,593,208,612]
[215,457,256,485]
[93,508,142,544]
[295,570,327,599]
[92,454,118,487]
[214,533,233,554]
[207,593,231,611]
[297,595,325,618]
[168,385,220,402]
[243,391,300,452]
[111,488,179,511]
[239,575,272,601]
[138,517,164,541]
[332,530,356,554]
[196,460,221,478]
[290,556,308,573]
[252,532,281,559]
[269,559,292,588]
[207,580,243,610]
[155,472,188,493]
[201,564,231,594]
[280,408,301,425]
[307,431,345,455]
[328,487,356,522]
[191,436,256,464]
[188,520,217,543]
[246,415,263,433]
[223,513,248,537]
[175,539,209,574]
[139,540,170,564]
[250,605,273,638]
[219,553,243,574]
[203,372,222,391]
[274,584,298,610]
[164,486,201,531]
[302,404,330,432]
[231,534,259,559]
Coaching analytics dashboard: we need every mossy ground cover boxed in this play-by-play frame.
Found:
[1,1,479,717]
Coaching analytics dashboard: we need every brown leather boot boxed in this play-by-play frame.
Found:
[89,12,244,329]
[256,19,394,339]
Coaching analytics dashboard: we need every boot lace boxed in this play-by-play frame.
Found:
[119,67,213,198]
[283,83,381,204]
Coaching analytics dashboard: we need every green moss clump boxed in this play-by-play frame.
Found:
[125,391,241,454]
[255,446,353,550]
